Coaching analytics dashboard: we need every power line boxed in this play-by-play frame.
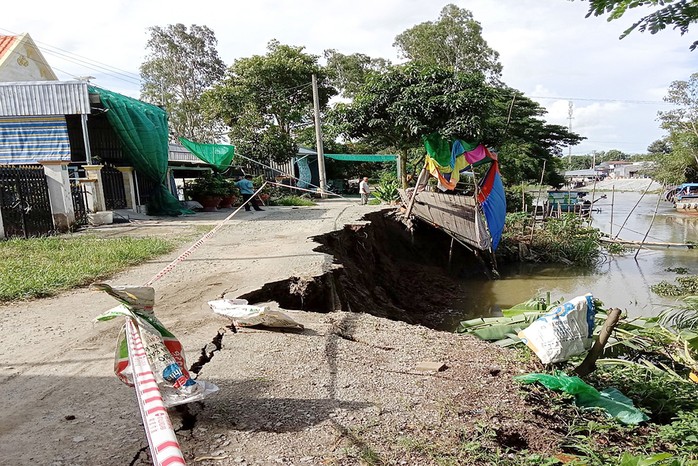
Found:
[527,95,674,106]
[0,27,141,86]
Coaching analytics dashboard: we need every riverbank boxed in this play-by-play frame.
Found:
[0,200,562,465]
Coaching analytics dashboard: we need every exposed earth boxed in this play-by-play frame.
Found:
[0,199,562,465]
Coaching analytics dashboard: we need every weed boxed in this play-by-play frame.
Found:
[271,196,316,206]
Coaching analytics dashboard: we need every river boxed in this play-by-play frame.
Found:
[450,190,698,328]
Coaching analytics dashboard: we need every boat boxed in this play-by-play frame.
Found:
[399,133,506,275]
[545,190,606,217]
[672,183,698,213]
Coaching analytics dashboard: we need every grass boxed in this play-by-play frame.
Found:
[271,196,316,206]
[0,235,175,301]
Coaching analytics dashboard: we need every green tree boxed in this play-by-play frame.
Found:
[393,4,502,81]
[653,72,698,183]
[324,50,391,98]
[203,40,336,164]
[647,137,673,154]
[140,24,226,142]
[577,0,698,50]
[334,63,495,187]
[335,64,582,188]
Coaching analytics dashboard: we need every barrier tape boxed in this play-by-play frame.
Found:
[124,181,268,465]
[265,180,343,198]
[126,319,186,466]
[144,182,269,286]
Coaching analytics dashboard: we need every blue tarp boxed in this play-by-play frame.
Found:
[0,116,71,164]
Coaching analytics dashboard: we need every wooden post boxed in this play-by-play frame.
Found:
[529,160,546,242]
[312,74,328,198]
[404,167,427,220]
[574,307,622,377]
[634,193,662,259]
[609,185,615,237]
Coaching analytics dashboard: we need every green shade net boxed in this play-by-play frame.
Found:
[89,86,192,216]
[515,372,649,425]
[324,154,397,162]
[179,137,235,171]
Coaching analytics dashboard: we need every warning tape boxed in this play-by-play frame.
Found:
[126,319,186,466]
[144,182,269,286]
[265,180,343,198]
[125,181,269,465]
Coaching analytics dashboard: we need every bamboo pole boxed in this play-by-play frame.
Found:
[589,177,598,223]
[614,180,653,240]
[609,185,615,237]
[634,193,662,259]
[529,160,547,243]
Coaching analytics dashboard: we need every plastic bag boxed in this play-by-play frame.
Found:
[95,283,218,407]
[515,372,649,425]
[518,294,596,364]
[208,299,304,329]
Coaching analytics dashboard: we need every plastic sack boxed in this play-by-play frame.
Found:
[518,294,596,364]
[95,283,218,407]
[515,372,649,425]
[209,299,304,329]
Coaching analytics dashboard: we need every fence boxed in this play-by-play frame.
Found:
[70,180,89,228]
[102,165,127,210]
[0,165,54,238]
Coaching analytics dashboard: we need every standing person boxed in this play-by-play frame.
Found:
[359,177,370,205]
[235,175,264,211]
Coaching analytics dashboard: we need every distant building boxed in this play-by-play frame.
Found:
[0,33,58,82]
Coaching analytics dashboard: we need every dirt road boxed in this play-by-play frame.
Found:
[0,199,557,465]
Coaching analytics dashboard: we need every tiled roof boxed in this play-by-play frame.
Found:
[0,35,17,59]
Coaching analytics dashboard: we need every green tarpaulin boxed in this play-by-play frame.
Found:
[324,154,397,162]
[515,372,650,425]
[179,137,235,171]
[89,86,192,216]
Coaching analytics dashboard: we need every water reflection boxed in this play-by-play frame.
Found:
[449,192,698,329]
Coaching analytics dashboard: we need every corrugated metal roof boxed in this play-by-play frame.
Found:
[0,35,17,60]
[0,81,90,116]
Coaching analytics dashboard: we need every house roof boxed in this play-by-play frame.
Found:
[0,35,17,60]
[0,80,90,116]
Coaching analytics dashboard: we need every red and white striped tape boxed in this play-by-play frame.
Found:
[124,182,270,464]
[126,319,186,466]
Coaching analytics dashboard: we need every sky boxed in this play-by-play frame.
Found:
[3,0,696,155]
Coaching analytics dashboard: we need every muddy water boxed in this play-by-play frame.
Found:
[446,191,698,330]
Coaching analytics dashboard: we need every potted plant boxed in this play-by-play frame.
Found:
[252,175,271,205]
[218,181,239,209]
[188,173,229,212]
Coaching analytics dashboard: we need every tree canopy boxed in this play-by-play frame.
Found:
[651,72,698,183]
[203,40,336,164]
[393,4,502,81]
[324,50,391,99]
[335,63,582,187]
[140,24,225,142]
[578,0,698,50]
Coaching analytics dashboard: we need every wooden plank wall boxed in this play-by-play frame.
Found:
[399,189,491,251]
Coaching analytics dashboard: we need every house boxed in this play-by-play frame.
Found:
[0,33,57,81]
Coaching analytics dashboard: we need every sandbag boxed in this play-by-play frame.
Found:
[95,283,218,407]
[518,294,596,364]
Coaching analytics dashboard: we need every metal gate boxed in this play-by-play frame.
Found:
[0,165,54,238]
[101,165,127,210]
[70,180,89,228]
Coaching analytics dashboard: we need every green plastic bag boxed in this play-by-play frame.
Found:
[515,372,649,425]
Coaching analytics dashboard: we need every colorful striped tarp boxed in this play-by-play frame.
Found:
[0,115,71,164]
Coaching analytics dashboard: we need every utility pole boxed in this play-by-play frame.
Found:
[311,74,328,198]
[567,101,574,168]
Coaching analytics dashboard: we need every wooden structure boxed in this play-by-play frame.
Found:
[398,188,491,252]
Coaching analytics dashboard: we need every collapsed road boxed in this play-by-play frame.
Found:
[0,199,562,465]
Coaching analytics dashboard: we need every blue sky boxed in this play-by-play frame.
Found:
[3,0,696,155]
